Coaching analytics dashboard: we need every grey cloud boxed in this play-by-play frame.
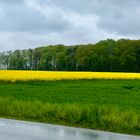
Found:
[98,11,140,35]
[0,1,71,34]
[36,0,98,14]
[37,0,139,14]
[96,0,140,35]
[0,0,24,5]
[1,0,140,35]
[37,0,140,35]
[0,0,140,52]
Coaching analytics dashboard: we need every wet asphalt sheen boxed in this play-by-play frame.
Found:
[0,118,139,140]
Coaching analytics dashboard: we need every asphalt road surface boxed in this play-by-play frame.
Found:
[0,118,139,140]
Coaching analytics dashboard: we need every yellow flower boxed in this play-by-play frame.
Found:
[0,70,140,81]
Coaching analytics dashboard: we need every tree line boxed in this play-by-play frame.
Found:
[1,39,140,72]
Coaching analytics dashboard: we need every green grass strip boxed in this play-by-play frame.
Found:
[0,97,139,135]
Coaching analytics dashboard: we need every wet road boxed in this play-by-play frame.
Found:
[0,118,139,140]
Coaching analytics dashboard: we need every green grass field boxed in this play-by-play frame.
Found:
[0,80,140,135]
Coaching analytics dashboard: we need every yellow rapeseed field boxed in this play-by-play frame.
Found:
[0,70,140,81]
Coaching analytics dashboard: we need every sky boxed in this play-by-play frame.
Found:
[0,0,140,52]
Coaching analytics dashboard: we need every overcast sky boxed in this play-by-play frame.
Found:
[0,0,139,51]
